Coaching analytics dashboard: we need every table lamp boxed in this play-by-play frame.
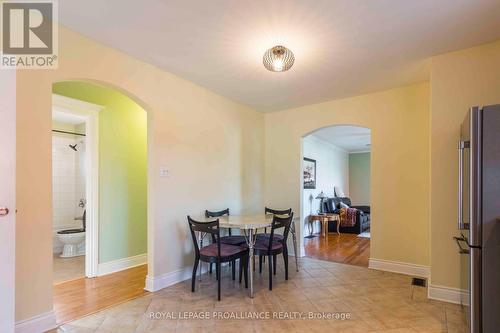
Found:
[315,191,327,214]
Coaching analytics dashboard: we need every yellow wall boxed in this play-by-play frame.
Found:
[15,27,264,321]
[430,40,500,289]
[264,83,431,265]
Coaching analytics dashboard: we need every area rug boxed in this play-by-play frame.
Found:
[357,231,371,238]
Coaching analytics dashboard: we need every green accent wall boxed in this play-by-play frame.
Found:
[53,81,147,263]
[349,152,370,205]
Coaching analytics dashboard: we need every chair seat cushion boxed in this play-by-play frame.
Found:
[219,235,247,245]
[256,233,284,242]
[200,243,247,258]
[254,240,283,251]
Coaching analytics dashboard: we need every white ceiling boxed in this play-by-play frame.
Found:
[52,110,85,125]
[59,0,500,112]
[311,126,371,153]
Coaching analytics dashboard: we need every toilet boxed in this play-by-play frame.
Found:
[57,210,86,258]
[57,230,86,257]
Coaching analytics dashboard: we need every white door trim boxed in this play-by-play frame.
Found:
[53,94,103,278]
[0,70,16,333]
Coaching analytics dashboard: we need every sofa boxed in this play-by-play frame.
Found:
[323,197,370,234]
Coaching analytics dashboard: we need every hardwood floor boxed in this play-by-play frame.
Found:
[304,232,370,267]
[53,264,148,324]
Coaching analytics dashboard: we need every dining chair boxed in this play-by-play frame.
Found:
[205,209,247,246]
[253,213,293,290]
[187,216,248,301]
[256,207,292,267]
[257,207,299,272]
[261,207,292,237]
[205,208,247,277]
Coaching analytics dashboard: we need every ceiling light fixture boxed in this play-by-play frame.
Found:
[263,45,295,72]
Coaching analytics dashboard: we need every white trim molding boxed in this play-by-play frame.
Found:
[145,265,210,292]
[15,310,56,333]
[428,284,469,305]
[145,267,191,292]
[369,258,430,278]
[98,253,147,277]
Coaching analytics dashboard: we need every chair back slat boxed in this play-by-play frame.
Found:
[265,207,292,216]
[205,208,229,218]
[264,207,292,234]
[268,213,293,252]
[205,208,231,235]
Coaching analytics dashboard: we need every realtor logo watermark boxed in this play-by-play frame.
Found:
[1,0,58,69]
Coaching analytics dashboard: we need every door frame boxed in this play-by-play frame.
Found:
[52,94,103,277]
[0,70,16,332]
[299,125,372,263]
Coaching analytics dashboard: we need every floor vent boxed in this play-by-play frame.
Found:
[411,277,427,287]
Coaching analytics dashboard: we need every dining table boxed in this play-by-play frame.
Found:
[194,214,299,298]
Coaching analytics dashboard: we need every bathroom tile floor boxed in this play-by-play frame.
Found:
[49,257,467,333]
[53,254,85,284]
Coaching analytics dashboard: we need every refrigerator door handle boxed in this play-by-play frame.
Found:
[458,140,468,230]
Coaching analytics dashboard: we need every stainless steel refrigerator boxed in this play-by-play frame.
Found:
[456,105,500,333]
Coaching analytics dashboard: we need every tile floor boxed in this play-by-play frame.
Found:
[53,254,85,284]
[50,257,467,333]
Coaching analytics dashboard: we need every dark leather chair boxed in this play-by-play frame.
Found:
[323,197,370,234]
[254,213,293,290]
[187,216,248,301]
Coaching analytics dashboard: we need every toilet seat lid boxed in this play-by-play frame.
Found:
[57,228,85,234]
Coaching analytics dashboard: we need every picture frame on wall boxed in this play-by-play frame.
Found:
[303,157,316,189]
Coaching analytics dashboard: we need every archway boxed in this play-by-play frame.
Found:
[300,125,372,266]
[51,80,150,323]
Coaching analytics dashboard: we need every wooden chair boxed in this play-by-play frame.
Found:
[205,209,246,246]
[260,207,292,238]
[254,213,293,290]
[205,208,247,276]
[187,216,248,301]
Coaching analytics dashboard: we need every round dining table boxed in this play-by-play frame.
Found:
[193,214,299,298]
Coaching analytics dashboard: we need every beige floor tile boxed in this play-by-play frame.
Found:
[54,257,454,333]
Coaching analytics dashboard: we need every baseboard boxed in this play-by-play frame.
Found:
[285,241,305,257]
[145,264,210,292]
[368,258,430,278]
[15,310,56,333]
[428,284,469,305]
[299,245,306,257]
[98,253,147,276]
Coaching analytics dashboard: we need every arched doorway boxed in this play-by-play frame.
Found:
[51,80,149,323]
[301,125,371,266]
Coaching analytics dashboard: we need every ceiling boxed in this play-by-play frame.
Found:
[59,0,500,112]
[311,126,371,153]
[52,110,85,125]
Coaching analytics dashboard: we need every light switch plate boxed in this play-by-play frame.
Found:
[159,167,169,177]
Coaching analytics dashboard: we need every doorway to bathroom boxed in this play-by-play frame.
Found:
[51,81,149,324]
[51,94,101,284]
